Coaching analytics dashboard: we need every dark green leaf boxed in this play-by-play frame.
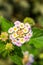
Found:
[32,27,43,38]
[10,55,23,65]
[0,40,5,54]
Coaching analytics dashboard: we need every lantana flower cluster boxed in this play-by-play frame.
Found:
[8,21,32,47]
[22,51,34,65]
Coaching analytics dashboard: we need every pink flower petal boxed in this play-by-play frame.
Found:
[14,21,21,27]
[24,36,30,42]
[15,41,22,47]
[9,35,14,40]
[29,54,34,63]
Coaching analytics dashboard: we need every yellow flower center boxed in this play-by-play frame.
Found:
[14,33,17,38]
[20,23,24,28]
[17,29,24,37]
[23,28,28,33]
[14,28,17,30]
[19,38,25,43]
[13,27,18,32]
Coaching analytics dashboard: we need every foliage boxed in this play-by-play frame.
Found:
[0,16,14,32]
[0,17,43,65]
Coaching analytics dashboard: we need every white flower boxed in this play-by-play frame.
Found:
[12,33,18,38]
[8,27,14,33]
[25,23,31,28]
[12,39,17,45]
[19,38,25,44]
[23,28,28,33]
[20,23,24,28]
[13,26,18,32]
[12,39,22,46]
[14,21,21,27]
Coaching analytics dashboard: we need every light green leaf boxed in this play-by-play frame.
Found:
[29,36,43,48]
[0,16,14,32]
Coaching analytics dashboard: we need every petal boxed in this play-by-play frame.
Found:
[9,35,14,40]
[14,21,21,27]
[8,27,14,33]
[12,39,17,45]
[20,23,24,28]
[23,28,28,33]
[15,41,22,47]
[25,23,31,28]
[29,54,34,63]
[19,38,25,44]
[26,62,31,65]
[24,36,30,42]
[13,26,18,32]
[26,31,32,38]
[12,33,18,38]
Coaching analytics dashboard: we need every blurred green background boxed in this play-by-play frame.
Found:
[0,0,43,65]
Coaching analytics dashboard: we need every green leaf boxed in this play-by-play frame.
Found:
[21,42,30,51]
[21,27,43,55]
[32,27,43,38]
[30,27,43,48]
[0,40,5,54]
[2,51,8,58]
[0,16,14,32]
[14,46,23,58]
[21,42,39,56]
[29,36,43,48]
[10,55,23,65]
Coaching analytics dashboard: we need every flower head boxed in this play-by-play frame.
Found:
[23,28,28,33]
[8,27,14,33]
[0,32,8,41]
[14,41,22,46]
[24,35,29,42]
[25,23,31,28]
[5,43,13,51]
[19,38,25,44]
[12,33,18,38]
[8,21,32,47]
[13,26,18,32]
[22,51,34,65]
[14,21,20,27]
[20,23,24,28]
